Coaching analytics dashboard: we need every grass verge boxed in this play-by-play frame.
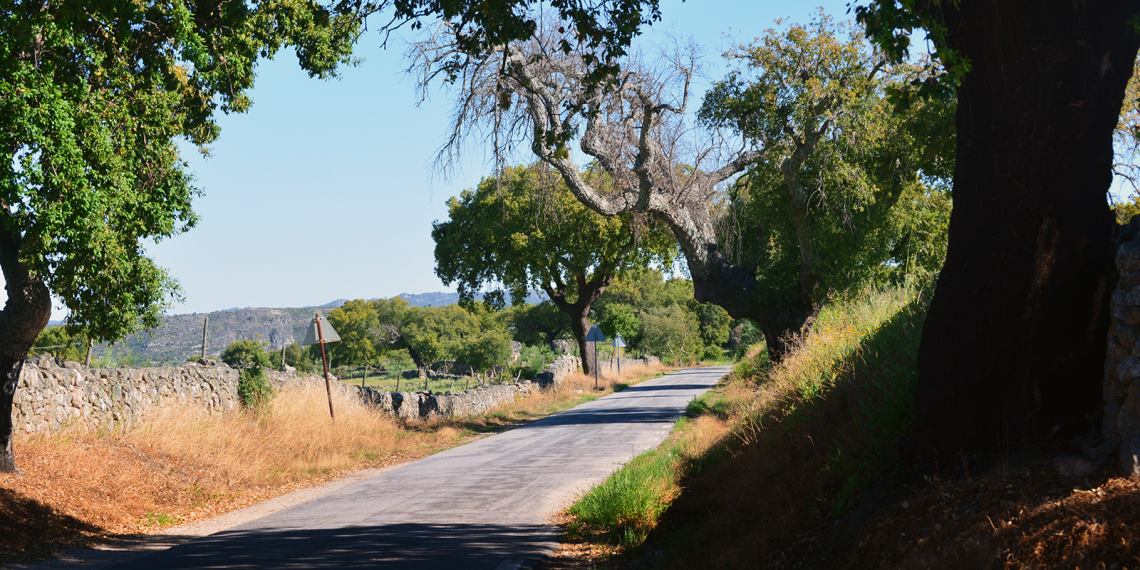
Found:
[0,363,670,558]
[558,285,928,564]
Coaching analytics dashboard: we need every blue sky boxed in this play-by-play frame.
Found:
[60,1,853,318]
[137,0,857,316]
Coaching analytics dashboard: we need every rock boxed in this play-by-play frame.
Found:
[550,340,572,354]
[1122,436,1140,478]
[197,357,217,366]
[1118,356,1140,385]
[1085,441,1117,461]
[1115,322,1140,349]
[1054,455,1099,479]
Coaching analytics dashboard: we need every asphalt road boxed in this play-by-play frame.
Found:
[109,365,730,570]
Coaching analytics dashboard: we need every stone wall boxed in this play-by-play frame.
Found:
[1106,230,1140,475]
[12,355,554,434]
[12,356,241,435]
[535,355,582,387]
[594,355,660,377]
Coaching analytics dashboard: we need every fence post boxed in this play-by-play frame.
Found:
[200,316,208,359]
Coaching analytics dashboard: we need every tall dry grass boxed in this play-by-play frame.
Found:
[0,361,673,555]
[125,381,461,489]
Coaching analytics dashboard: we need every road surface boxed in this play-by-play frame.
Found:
[109,365,730,570]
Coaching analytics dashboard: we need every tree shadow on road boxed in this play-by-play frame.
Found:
[109,522,559,570]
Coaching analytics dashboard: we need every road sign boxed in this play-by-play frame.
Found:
[302,313,340,422]
[586,324,606,343]
[611,333,626,348]
[302,316,341,346]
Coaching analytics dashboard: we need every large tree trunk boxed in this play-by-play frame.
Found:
[544,275,610,377]
[0,229,53,472]
[688,243,815,362]
[909,2,1140,471]
[568,310,600,378]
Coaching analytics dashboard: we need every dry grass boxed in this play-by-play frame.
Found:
[0,363,673,558]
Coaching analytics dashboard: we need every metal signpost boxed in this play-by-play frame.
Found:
[586,324,607,389]
[611,333,626,378]
[302,313,341,421]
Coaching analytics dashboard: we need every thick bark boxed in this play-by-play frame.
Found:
[0,226,52,473]
[909,2,1140,471]
[689,244,815,361]
[544,274,611,376]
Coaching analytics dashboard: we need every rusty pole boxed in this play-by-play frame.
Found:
[315,313,336,422]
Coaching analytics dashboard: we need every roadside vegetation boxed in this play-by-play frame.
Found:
[0,360,670,559]
[559,284,927,562]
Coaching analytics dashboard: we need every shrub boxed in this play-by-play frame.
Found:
[238,367,275,411]
[221,339,272,370]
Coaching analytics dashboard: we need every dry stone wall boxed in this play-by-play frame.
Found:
[11,351,588,434]
[1106,231,1140,475]
[12,356,240,435]
[594,355,660,377]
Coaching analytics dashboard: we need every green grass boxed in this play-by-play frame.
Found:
[568,437,684,548]
[142,511,180,527]
[561,283,931,556]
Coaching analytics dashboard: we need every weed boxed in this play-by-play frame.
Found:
[142,511,180,527]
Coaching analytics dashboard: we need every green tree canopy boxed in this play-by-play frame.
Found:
[503,301,571,347]
[221,339,272,371]
[699,13,953,308]
[0,0,357,472]
[325,301,380,368]
[433,163,676,374]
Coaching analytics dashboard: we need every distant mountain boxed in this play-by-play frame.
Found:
[396,291,546,307]
[89,291,548,364]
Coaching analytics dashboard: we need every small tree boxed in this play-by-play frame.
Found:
[222,340,275,411]
[28,327,88,363]
[458,332,513,385]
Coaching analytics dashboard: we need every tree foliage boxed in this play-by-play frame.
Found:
[326,300,380,367]
[433,163,675,373]
[700,13,954,307]
[434,164,675,307]
[0,0,358,342]
[221,339,272,371]
[28,326,88,363]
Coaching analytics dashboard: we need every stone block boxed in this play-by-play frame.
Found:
[1115,322,1140,349]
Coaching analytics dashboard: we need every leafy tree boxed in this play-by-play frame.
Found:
[221,339,272,371]
[503,302,571,347]
[853,1,1140,470]
[597,304,640,346]
[433,164,676,375]
[28,326,88,363]
[282,343,316,374]
[698,13,953,353]
[457,331,513,384]
[0,1,357,471]
[411,14,950,364]
[373,298,506,377]
[689,300,731,349]
[639,305,703,365]
[326,300,380,368]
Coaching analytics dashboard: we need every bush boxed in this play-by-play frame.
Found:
[238,367,275,411]
[221,339,272,370]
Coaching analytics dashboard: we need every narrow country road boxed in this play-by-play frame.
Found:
[109,365,730,570]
